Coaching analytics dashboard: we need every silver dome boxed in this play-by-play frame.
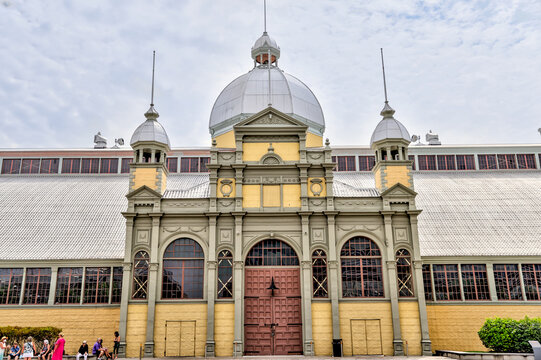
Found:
[209,66,325,136]
[370,103,410,145]
[130,106,171,147]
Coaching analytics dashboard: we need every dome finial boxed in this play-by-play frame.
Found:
[252,1,280,66]
[264,0,267,33]
[145,51,159,120]
[379,48,395,118]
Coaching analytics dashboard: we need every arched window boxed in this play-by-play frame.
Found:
[341,237,383,298]
[132,251,149,299]
[162,238,204,299]
[312,250,328,298]
[245,239,299,266]
[396,249,414,297]
[217,250,233,298]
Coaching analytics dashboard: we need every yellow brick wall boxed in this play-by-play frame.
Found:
[243,142,300,162]
[243,185,260,208]
[306,133,323,148]
[427,305,541,352]
[374,167,382,190]
[153,303,207,357]
[0,307,119,355]
[213,130,236,148]
[312,302,333,355]
[282,184,301,207]
[214,303,234,356]
[132,167,158,191]
[339,302,393,356]
[125,304,148,357]
[160,170,167,194]
[398,301,422,355]
[262,185,280,207]
[307,177,326,197]
[217,178,236,198]
[383,165,410,189]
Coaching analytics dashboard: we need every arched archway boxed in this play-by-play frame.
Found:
[244,239,303,355]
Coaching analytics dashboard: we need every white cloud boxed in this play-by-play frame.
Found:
[0,0,540,148]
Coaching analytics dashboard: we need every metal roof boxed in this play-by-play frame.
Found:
[130,106,171,147]
[209,66,325,136]
[0,171,540,260]
[370,103,411,145]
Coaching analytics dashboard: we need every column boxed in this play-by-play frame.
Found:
[486,263,498,302]
[144,214,161,357]
[118,216,134,358]
[408,211,432,355]
[382,212,404,355]
[48,267,58,306]
[232,213,245,356]
[325,212,340,341]
[300,213,314,355]
[205,214,218,357]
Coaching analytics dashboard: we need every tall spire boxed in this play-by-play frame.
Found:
[264,0,267,33]
[379,48,395,118]
[145,50,159,120]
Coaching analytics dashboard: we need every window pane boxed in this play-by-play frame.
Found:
[437,155,456,170]
[100,158,119,173]
[111,267,123,303]
[461,264,490,300]
[456,155,475,170]
[180,158,190,173]
[418,155,436,170]
[55,268,83,304]
[20,159,40,174]
[1,159,21,174]
[493,264,522,300]
[497,154,517,169]
[200,157,210,172]
[81,158,100,174]
[217,250,233,299]
[358,156,375,171]
[40,158,59,174]
[396,249,414,297]
[23,268,51,304]
[312,250,328,298]
[132,251,149,299]
[83,267,111,303]
[408,155,416,170]
[61,158,81,174]
[433,264,461,300]
[0,268,23,304]
[478,154,497,170]
[516,154,536,169]
[167,157,178,173]
[341,237,383,298]
[422,264,433,301]
[162,239,205,299]
[522,264,541,300]
[246,240,299,266]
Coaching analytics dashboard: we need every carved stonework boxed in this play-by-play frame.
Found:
[220,229,233,244]
[335,199,376,207]
[307,152,323,160]
[309,178,323,196]
[149,263,159,271]
[301,260,311,270]
[219,179,234,197]
[263,156,280,164]
[391,203,409,211]
[136,229,150,245]
[311,228,325,244]
[394,227,409,243]
[234,261,244,270]
[250,115,292,125]
[337,224,382,232]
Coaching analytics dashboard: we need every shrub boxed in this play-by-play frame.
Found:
[0,326,62,352]
[478,317,541,353]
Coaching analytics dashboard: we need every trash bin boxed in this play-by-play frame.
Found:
[332,338,343,357]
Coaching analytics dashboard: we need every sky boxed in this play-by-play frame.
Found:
[1,0,540,149]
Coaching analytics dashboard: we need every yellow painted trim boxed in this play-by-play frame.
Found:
[243,142,300,162]
[263,185,280,207]
[126,304,148,357]
[283,184,301,207]
[217,178,236,198]
[132,167,159,191]
[384,165,410,189]
[312,302,333,355]
[243,184,260,208]
[306,132,323,148]
[215,303,234,356]
[398,301,422,355]
[213,130,236,148]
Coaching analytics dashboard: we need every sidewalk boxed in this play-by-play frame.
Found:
[124,356,448,360]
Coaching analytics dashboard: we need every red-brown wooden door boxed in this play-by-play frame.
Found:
[244,268,303,355]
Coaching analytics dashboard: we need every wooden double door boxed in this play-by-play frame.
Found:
[244,267,303,355]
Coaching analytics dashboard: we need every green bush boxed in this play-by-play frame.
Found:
[478,317,541,353]
[0,326,62,353]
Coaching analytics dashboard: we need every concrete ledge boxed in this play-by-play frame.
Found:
[436,350,534,360]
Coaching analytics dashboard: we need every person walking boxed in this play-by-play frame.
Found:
[0,337,7,360]
[76,341,88,360]
[21,338,36,360]
[51,334,64,360]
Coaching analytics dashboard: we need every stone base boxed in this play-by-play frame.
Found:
[393,339,405,356]
[117,342,127,358]
[233,340,243,357]
[303,340,314,356]
[422,339,432,356]
[205,341,215,357]
[144,342,154,358]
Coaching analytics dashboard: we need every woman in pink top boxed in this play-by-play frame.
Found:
[51,334,64,360]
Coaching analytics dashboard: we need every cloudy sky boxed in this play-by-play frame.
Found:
[1,0,540,149]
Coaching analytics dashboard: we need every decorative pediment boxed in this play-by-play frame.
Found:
[234,107,308,130]
[126,185,162,200]
[380,183,417,198]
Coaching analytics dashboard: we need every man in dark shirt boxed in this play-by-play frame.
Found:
[76,341,88,360]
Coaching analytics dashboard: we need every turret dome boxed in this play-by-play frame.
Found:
[370,102,410,145]
[130,106,171,147]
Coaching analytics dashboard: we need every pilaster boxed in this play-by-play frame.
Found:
[118,215,134,358]
[48,266,58,306]
[232,213,245,356]
[325,212,340,340]
[205,215,218,357]
[300,213,314,355]
[144,214,162,357]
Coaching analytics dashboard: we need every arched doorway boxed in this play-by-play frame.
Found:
[244,239,303,355]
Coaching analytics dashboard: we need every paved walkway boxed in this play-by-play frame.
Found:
[125,357,448,360]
